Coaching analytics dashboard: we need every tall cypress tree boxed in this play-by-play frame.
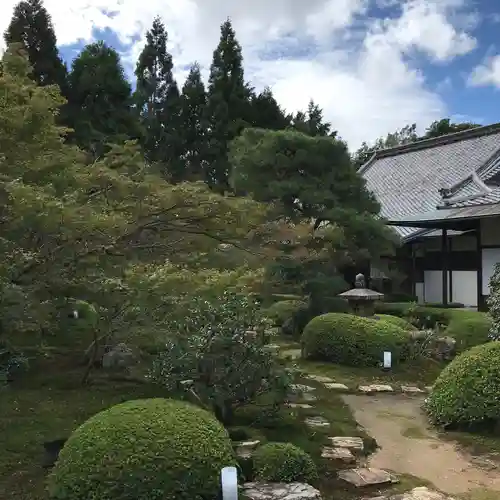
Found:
[179,62,207,181]
[249,87,290,131]
[67,41,138,157]
[4,0,67,92]
[291,100,333,137]
[134,17,182,181]
[204,19,252,192]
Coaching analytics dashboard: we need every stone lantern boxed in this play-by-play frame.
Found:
[338,273,384,317]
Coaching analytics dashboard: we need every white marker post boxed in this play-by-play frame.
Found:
[221,466,238,500]
[383,351,392,371]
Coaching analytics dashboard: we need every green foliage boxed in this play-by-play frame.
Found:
[375,314,415,331]
[249,87,291,131]
[47,398,236,500]
[301,313,408,367]
[149,292,292,424]
[253,442,318,483]
[290,100,333,137]
[134,17,182,179]
[265,300,307,327]
[488,263,500,340]
[0,47,271,370]
[67,41,139,156]
[4,0,67,93]
[204,19,252,191]
[423,119,480,139]
[179,63,207,181]
[425,342,500,427]
[445,314,492,352]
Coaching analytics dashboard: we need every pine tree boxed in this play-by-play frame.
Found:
[67,41,138,157]
[204,19,252,192]
[4,0,67,92]
[179,62,207,181]
[249,87,290,130]
[134,16,182,179]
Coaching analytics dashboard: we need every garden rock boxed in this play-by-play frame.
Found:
[401,386,425,394]
[242,482,322,500]
[359,384,394,394]
[305,416,330,428]
[101,343,136,369]
[321,446,355,463]
[363,487,455,499]
[280,348,301,360]
[338,468,396,487]
[286,403,313,409]
[236,440,261,459]
[324,382,349,391]
[42,438,67,469]
[290,384,316,393]
[306,374,334,383]
[432,337,456,361]
[328,436,364,451]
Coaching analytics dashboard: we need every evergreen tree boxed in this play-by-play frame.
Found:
[204,19,253,192]
[134,16,182,180]
[423,118,480,139]
[291,100,334,137]
[4,0,67,92]
[179,62,207,181]
[66,41,138,157]
[249,87,290,131]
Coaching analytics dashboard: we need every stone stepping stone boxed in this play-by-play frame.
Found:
[242,482,322,500]
[236,440,261,459]
[363,486,453,499]
[290,384,316,393]
[305,416,330,428]
[321,446,355,463]
[338,468,397,487]
[401,385,425,394]
[301,392,317,402]
[324,382,349,391]
[328,436,364,451]
[306,374,334,383]
[359,384,394,394]
[286,403,313,409]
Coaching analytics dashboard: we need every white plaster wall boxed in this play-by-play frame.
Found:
[415,282,424,303]
[481,217,500,246]
[482,247,500,295]
[424,271,443,304]
[451,271,477,307]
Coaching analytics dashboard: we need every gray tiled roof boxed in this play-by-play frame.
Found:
[360,123,500,238]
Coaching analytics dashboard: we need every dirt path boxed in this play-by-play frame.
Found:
[342,394,500,496]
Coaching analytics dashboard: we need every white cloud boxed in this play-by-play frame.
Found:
[0,0,478,149]
[469,55,500,88]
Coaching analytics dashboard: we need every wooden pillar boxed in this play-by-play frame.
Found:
[476,221,483,310]
[411,244,417,298]
[441,228,448,305]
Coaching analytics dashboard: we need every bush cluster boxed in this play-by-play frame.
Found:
[301,313,408,367]
[253,442,318,483]
[445,314,492,352]
[426,342,500,427]
[47,398,235,500]
[265,300,307,327]
[374,314,415,331]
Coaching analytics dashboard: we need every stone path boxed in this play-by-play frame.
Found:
[342,393,500,496]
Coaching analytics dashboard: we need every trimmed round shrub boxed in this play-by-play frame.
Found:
[265,300,307,326]
[426,342,500,427]
[301,313,408,366]
[445,313,492,352]
[375,314,415,331]
[253,442,318,483]
[47,398,235,500]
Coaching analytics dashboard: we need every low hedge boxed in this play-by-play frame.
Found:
[426,342,500,427]
[265,300,307,327]
[253,442,318,483]
[444,313,492,352]
[47,398,235,500]
[301,313,409,367]
[374,314,415,331]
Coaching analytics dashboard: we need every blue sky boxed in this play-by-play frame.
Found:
[1,0,500,149]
